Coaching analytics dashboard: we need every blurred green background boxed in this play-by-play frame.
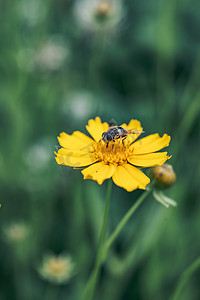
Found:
[0,0,200,299]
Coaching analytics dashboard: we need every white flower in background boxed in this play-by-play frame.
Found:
[22,137,56,192]
[17,37,69,73]
[33,38,69,71]
[3,222,30,244]
[74,0,124,32]
[25,137,53,171]
[38,253,75,284]
[61,91,96,120]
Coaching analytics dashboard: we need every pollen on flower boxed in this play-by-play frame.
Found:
[92,140,133,164]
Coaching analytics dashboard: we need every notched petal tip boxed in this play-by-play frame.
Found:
[132,132,171,154]
[112,164,150,192]
[55,155,62,165]
[86,117,109,142]
[59,132,68,139]
[162,133,171,145]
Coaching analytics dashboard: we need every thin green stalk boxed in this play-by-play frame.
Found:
[171,256,200,300]
[82,179,112,300]
[156,0,177,126]
[44,283,59,300]
[103,188,151,260]
[180,49,200,113]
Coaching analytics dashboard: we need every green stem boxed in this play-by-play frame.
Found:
[171,256,200,300]
[103,188,151,260]
[83,180,112,300]
[44,283,59,300]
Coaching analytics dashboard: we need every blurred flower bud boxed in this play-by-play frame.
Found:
[60,90,97,122]
[38,253,75,285]
[149,164,177,208]
[95,2,112,20]
[74,0,124,33]
[150,163,176,190]
[3,222,30,244]
[33,38,68,72]
[16,37,69,73]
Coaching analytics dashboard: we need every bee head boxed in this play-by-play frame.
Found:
[102,132,112,142]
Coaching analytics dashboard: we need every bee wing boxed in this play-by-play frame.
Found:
[127,129,145,134]
[108,119,118,127]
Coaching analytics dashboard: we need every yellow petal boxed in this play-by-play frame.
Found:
[86,117,109,142]
[121,119,143,131]
[58,131,94,151]
[120,119,143,144]
[128,152,170,167]
[55,150,96,167]
[57,147,92,157]
[112,164,150,191]
[131,134,171,154]
[81,162,115,184]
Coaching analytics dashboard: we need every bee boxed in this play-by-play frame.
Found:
[102,124,144,147]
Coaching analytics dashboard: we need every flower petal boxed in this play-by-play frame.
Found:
[121,119,143,131]
[120,119,144,144]
[55,150,96,167]
[112,164,150,191]
[58,131,94,151]
[81,162,115,184]
[128,152,170,167]
[131,134,171,154]
[57,147,92,157]
[86,117,109,142]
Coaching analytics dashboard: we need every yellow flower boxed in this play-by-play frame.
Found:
[55,117,171,192]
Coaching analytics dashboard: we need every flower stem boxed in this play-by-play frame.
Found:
[44,283,59,300]
[83,179,112,300]
[170,256,200,300]
[103,188,151,260]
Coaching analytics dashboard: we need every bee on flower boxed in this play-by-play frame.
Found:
[37,253,75,285]
[74,0,124,33]
[55,117,171,192]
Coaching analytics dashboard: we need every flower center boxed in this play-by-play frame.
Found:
[92,139,133,164]
[47,258,68,275]
[95,2,112,20]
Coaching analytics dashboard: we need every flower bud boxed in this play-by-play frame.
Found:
[3,222,30,244]
[95,2,112,19]
[150,163,176,189]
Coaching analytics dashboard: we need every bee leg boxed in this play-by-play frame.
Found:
[122,137,126,146]
[118,136,122,145]
[112,140,115,150]
[106,142,109,148]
